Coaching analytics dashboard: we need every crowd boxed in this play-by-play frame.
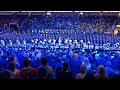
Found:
[0,47,119,79]
[0,14,120,79]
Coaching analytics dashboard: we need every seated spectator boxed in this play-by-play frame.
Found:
[75,64,87,79]
[38,57,54,79]
[94,65,108,79]
[20,58,37,79]
[8,61,21,79]
[56,62,73,80]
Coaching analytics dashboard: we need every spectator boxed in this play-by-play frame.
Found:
[94,65,108,79]
[38,57,54,79]
[84,57,91,70]
[0,69,14,79]
[8,61,21,79]
[95,54,106,67]
[88,63,97,75]
[56,62,73,80]
[37,66,47,79]
[105,61,115,77]
[75,64,87,79]
[70,53,82,78]
[8,56,21,70]
[20,58,37,79]
[111,53,119,70]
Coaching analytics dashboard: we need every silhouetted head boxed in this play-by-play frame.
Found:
[91,63,97,70]
[63,62,68,71]
[97,65,106,78]
[41,57,48,66]
[8,61,15,72]
[24,58,30,67]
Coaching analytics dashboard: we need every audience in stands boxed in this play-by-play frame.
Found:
[0,14,120,79]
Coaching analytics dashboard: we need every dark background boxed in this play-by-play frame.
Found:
[0,0,120,10]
